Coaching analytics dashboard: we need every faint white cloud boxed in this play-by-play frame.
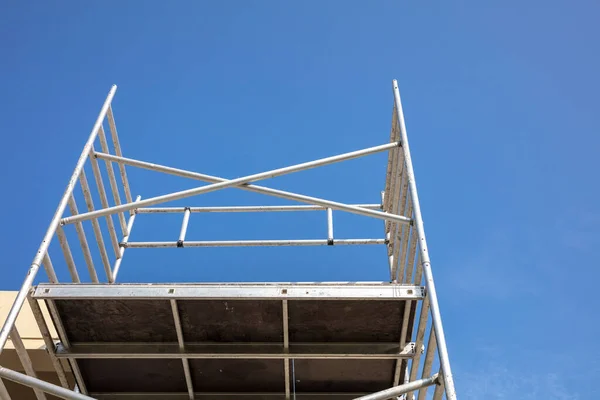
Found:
[455,344,593,400]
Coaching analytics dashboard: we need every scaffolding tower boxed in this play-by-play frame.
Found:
[0,80,457,400]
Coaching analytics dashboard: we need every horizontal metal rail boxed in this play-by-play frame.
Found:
[137,204,382,213]
[33,283,426,300]
[55,342,417,360]
[90,393,375,399]
[89,151,411,226]
[124,239,386,248]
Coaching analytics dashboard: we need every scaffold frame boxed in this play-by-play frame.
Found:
[0,80,457,400]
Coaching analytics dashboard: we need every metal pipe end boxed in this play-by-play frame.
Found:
[176,240,184,248]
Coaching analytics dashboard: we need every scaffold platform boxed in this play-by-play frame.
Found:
[0,80,457,400]
[34,283,422,399]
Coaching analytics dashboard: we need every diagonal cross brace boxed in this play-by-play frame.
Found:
[61,142,412,226]
[353,373,439,400]
[92,152,412,226]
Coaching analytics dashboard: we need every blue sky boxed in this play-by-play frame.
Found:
[1,1,599,398]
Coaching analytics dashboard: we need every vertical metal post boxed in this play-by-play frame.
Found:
[27,296,70,389]
[432,372,444,400]
[0,84,117,355]
[97,125,128,233]
[177,208,191,248]
[326,208,334,245]
[387,159,403,280]
[381,190,395,277]
[106,106,133,205]
[396,194,413,282]
[170,300,194,399]
[67,196,98,283]
[0,377,11,400]
[417,329,437,400]
[10,327,47,400]
[384,105,401,234]
[404,226,419,284]
[79,170,112,282]
[42,253,58,284]
[393,79,456,399]
[408,293,430,397]
[55,227,79,283]
[89,145,120,257]
[283,300,291,399]
[111,196,141,282]
[46,301,88,395]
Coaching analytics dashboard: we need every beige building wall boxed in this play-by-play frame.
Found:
[0,291,75,400]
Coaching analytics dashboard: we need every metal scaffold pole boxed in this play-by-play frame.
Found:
[0,80,457,400]
[392,79,457,399]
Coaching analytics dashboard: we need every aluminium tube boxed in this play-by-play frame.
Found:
[382,106,399,219]
[393,79,457,399]
[79,169,112,281]
[111,196,141,282]
[106,106,133,204]
[0,377,11,400]
[417,329,438,400]
[42,253,58,284]
[89,145,120,256]
[170,300,194,399]
[0,366,94,400]
[0,85,117,355]
[27,296,70,388]
[91,152,410,226]
[177,208,191,247]
[55,226,79,283]
[282,300,291,398]
[67,196,98,283]
[353,373,439,400]
[97,126,127,233]
[393,79,456,400]
[10,327,47,400]
[137,204,382,213]
[62,142,401,224]
[327,208,334,244]
[124,239,386,248]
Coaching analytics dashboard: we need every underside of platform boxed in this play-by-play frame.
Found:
[33,283,422,398]
[0,80,456,400]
